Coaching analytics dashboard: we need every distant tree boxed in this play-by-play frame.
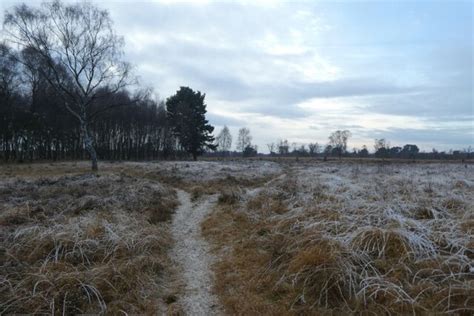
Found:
[430,148,440,160]
[166,86,216,160]
[359,145,369,157]
[243,145,258,157]
[278,139,289,155]
[156,101,176,159]
[215,125,232,154]
[323,144,333,160]
[374,138,390,159]
[465,146,472,159]
[266,143,276,155]
[293,144,308,156]
[401,144,419,160]
[301,144,308,154]
[237,127,252,152]
[291,142,298,153]
[390,146,402,157]
[328,130,352,158]
[331,146,342,157]
[4,0,134,170]
[308,142,320,156]
[374,138,387,151]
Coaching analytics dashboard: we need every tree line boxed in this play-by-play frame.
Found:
[1,1,215,169]
[211,127,472,160]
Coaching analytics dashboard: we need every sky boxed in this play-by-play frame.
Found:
[1,0,473,152]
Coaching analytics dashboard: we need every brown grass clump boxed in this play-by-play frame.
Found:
[453,180,469,189]
[190,185,211,201]
[190,175,274,201]
[247,193,289,215]
[217,187,242,205]
[441,197,465,211]
[350,228,414,259]
[412,206,435,220]
[0,170,178,314]
[460,219,474,234]
[285,237,358,310]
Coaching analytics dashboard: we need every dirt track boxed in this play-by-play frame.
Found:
[170,190,222,315]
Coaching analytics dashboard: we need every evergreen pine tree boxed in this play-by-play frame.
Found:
[166,87,216,160]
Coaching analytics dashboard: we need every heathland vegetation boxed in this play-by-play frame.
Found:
[1,1,473,315]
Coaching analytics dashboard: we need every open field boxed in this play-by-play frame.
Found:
[1,160,473,314]
[204,161,474,315]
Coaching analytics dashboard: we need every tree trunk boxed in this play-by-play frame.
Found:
[193,152,197,161]
[81,121,98,171]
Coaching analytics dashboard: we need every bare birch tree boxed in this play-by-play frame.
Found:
[3,1,133,170]
[328,130,352,158]
[215,125,232,153]
[236,127,251,152]
[308,142,320,156]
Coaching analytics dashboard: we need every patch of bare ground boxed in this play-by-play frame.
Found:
[203,162,474,315]
[0,164,178,314]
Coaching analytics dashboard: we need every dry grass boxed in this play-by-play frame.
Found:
[0,166,178,314]
[3,160,472,314]
[190,175,275,202]
[0,159,282,314]
[350,227,436,260]
[203,162,474,315]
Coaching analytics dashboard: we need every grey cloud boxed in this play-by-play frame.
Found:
[369,127,473,149]
[310,124,365,131]
[206,112,244,127]
[83,1,474,149]
[365,88,472,119]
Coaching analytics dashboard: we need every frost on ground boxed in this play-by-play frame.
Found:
[171,190,221,315]
[203,161,474,315]
[0,160,279,315]
[0,166,178,314]
[2,160,472,315]
[125,160,282,182]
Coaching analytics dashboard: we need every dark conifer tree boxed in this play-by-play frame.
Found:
[166,87,216,160]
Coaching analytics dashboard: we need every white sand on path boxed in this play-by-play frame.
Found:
[170,189,222,315]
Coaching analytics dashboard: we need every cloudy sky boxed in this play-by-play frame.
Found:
[1,0,473,152]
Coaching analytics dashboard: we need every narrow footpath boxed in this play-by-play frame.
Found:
[170,190,222,315]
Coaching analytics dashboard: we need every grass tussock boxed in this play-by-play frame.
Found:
[203,163,474,315]
[247,192,289,215]
[350,227,436,260]
[0,171,178,314]
[217,188,242,205]
[190,174,274,201]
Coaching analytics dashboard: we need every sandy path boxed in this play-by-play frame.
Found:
[170,190,222,315]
